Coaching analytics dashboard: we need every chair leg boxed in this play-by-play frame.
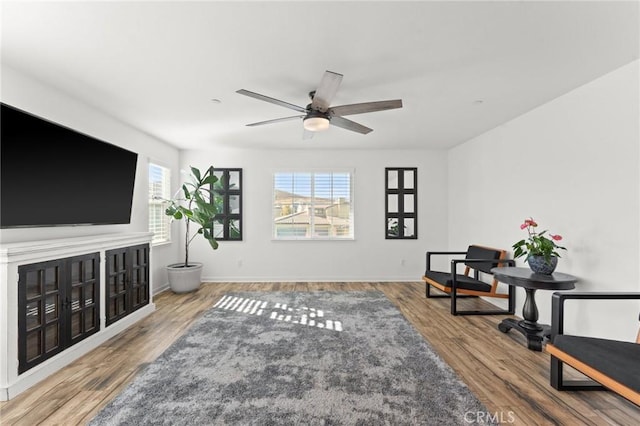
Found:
[550,355,563,389]
[425,283,450,299]
[550,355,605,391]
[426,282,512,315]
[451,287,458,315]
[450,288,485,315]
[451,287,517,316]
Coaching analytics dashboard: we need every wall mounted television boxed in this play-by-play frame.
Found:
[1,102,138,228]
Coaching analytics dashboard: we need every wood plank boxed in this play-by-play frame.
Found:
[0,282,637,425]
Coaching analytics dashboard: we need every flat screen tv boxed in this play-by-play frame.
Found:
[1,102,138,228]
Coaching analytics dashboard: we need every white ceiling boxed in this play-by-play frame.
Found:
[1,1,638,151]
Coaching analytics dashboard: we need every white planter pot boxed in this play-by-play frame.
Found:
[166,262,203,293]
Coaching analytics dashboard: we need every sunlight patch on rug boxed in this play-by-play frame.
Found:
[214,294,343,331]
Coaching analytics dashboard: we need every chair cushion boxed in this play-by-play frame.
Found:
[552,335,640,392]
[465,245,503,274]
[424,270,492,292]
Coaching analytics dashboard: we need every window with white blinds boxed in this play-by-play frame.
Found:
[148,163,171,244]
[273,171,353,240]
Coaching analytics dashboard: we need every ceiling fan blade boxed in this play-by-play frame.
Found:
[311,71,343,112]
[330,116,373,134]
[329,99,403,117]
[245,115,305,127]
[236,89,307,113]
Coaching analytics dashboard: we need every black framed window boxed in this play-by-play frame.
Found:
[211,168,243,240]
[385,167,417,239]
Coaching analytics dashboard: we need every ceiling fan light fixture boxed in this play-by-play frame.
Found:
[303,112,330,132]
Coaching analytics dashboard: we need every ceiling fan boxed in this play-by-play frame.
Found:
[236,70,403,138]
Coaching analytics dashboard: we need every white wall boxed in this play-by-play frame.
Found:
[0,66,180,293]
[178,148,448,282]
[448,60,640,341]
[1,65,447,290]
[5,59,637,342]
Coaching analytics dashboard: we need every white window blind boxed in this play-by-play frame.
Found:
[148,163,171,244]
[273,171,353,240]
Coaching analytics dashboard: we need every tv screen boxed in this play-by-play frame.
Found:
[1,103,138,228]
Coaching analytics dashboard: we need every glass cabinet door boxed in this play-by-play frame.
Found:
[69,254,100,344]
[19,261,62,373]
[18,252,100,374]
[105,244,150,326]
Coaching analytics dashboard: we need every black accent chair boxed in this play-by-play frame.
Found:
[422,245,515,315]
[546,292,640,406]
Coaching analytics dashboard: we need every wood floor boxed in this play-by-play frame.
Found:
[1,282,638,425]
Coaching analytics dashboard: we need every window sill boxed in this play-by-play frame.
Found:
[271,238,355,242]
[151,240,172,248]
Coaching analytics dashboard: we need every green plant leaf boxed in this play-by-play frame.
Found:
[203,228,219,249]
[190,166,201,181]
[202,175,219,186]
[207,237,219,250]
[512,239,525,249]
[230,223,240,238]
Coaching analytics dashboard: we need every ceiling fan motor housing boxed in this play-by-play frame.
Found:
[305,108,330,120]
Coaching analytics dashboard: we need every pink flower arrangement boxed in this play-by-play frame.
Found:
[513,217,567,263]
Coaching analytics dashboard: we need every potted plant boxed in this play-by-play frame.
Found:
[165,166,219,293]
[512,217,567,274]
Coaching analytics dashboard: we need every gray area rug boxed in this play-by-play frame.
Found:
[89,291,495,425]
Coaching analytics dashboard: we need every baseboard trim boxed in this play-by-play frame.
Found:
[200,277,420,283]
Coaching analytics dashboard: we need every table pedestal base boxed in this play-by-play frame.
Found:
[491,267,577,352]
[498,318,550,351]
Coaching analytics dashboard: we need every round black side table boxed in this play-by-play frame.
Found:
[491,267,577,351]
